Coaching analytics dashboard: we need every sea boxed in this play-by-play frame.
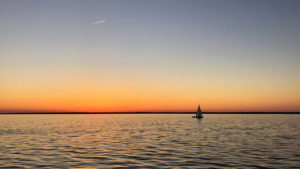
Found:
[0,114,299,169]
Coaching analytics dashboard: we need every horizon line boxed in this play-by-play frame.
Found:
[0,112,299,114]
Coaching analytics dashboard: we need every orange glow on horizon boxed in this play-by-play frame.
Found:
[1,68,299,113]
[1,88,299,112]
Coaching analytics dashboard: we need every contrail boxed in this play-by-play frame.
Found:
[93,20,106,24]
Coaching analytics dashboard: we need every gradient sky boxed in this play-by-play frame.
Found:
[1,0,300,112]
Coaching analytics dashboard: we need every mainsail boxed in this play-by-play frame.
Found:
[197,105,201,113]
[196,104,203,118]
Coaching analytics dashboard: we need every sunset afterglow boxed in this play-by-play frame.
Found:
[1,0,299,112]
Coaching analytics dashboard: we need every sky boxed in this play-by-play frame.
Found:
[1,0,300,112]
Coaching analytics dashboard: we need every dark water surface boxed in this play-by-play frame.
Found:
[0,114,299,169]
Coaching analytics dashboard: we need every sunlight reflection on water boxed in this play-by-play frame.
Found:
[0,114,299,168]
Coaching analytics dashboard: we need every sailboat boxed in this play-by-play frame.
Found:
[193,105,203,118]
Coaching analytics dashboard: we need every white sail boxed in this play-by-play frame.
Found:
[197,105,201,113]
[195,104,203,118]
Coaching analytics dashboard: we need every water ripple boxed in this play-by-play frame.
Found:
[0,114,299,168]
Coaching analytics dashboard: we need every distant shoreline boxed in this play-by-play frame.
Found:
[0,112,299,114]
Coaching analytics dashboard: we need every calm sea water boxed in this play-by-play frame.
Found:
[0,114,299,169]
